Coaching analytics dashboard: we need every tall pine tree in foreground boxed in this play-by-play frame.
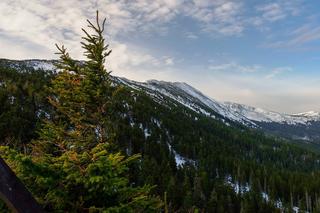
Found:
[0,11,162,212]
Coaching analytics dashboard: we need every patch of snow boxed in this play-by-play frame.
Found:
[166,142,195,167]
[275,199,282,209]
[225,175,250,195]
[174,153,186,166]
[294,135,311,141]
[144,128,151,138]
[152,118,161,128]
[262,192,269,202]
[138,123,151,138]
[225,176,304,212]
[292,206,299,213]
[30,61,56,71]
[129,118,134,127]
[9,96,15,104]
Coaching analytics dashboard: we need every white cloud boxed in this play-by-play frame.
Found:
[106,42,178,82]
[257,3,287,22]
[184,0,245,36]
[108,43,157,70]
[0,0,182,76]
[208,62,261,73]
[0,0,304,61]
[0,0,251,63]
[164,57,175,66]
[100,0,183,36]
[185,32,199,39]
[258,1,300,21]
[0,0,254,80]
[253,0,301,29]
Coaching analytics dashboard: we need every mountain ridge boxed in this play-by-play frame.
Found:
[2,58,320,142]
[1,57,318,119]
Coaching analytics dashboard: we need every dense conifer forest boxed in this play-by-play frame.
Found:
[2,13,320,212]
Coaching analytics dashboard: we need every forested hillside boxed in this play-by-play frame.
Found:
[2,15,320,213]
[2,58,320,212]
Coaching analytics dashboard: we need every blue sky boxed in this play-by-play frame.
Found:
[1,0,320,113]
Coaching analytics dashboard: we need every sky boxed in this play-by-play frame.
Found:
[1,0,320,113]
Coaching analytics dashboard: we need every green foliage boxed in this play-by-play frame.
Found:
[0,64,53,150]
[0,12,161,212]
[0,145,161,212]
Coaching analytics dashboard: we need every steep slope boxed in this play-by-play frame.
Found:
[116,77,256,127]
[117,77,320,143]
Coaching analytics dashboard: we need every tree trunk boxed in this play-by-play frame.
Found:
[0,157,43,213]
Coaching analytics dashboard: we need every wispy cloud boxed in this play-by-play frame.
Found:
[265,67,292,79]
[208,62,292,79]
[185,32,199,40]
[256,1,300,23]
[208,62,261,73]
[264,23,320,49]
[164,57,175,66]
[185,1,245,36]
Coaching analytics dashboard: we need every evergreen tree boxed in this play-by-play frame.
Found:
[0,11,162,212]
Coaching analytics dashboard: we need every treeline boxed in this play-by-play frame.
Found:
[2,15,320,212]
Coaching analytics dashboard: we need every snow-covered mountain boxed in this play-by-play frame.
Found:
[2,58,320,142]
[118,77,320,125]
[224,102,320,125]
[117,78,320,142]
[0,59,57,72]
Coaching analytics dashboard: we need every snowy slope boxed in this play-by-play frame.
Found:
[117,78,257,126]
[118,78,320,126]
[149,81,320,125]
[0,59,57,72]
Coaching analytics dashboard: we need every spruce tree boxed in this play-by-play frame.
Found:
[0,11,162,212]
